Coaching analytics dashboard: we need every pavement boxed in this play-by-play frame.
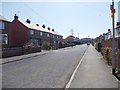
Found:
[69,45,119,88]
[1,50,50,64]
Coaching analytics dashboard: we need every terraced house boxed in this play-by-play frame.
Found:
[0,15,11,48]
[0,14,63,48]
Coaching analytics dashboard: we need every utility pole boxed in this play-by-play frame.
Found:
[71,29,73,36]
[78,33,79,38]
[71,29,74,46]
[110,0,116,75]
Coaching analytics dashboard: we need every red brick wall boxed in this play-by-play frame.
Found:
[101,38,120,67]
[35,30,40,37]
[102,38,118,48]
[10,19,29,47]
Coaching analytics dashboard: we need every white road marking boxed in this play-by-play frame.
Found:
[65,47,88,89]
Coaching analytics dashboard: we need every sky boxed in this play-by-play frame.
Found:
[0,1,119,39]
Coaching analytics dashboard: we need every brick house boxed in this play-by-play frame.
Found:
[0,15,11,48]
[1,14,63,48]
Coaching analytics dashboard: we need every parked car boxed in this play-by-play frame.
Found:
[87,42,90,45]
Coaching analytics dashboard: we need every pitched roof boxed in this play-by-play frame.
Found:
[19,20,47,32]
[19,20,62,36]
[0,15,10,22]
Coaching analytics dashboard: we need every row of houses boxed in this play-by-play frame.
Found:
[0,14,63,48]
[95,1,120,44]
[94,26,120,46]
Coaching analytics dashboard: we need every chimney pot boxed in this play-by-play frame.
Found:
[42,25,45,28]
[14,14,18,20]
[52,29,54,32]
[36,24,39,26]
[108,29,111,32]
[26,19,31,24]
[48,27,50,30]
[117,22,120,26]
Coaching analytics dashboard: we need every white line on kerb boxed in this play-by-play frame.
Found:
[65,47,88,89]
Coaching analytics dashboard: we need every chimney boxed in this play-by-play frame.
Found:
[42,25,45,28]
[14,14,18,20]
[52,29,54,32]
[108,29,111,32]
[103,33,105,36]
[26,19,31,24]
[117,22,120,26]
[48,27,50,30]
[36,24,39,26]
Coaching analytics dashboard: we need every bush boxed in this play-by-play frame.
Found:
[41,41,51,50]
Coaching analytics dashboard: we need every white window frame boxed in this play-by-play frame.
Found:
[30,30,34,35]
[40,32,43,36]
[0,34,8,44]
[30,39,39,46]
[53,35,54,38]
[47,33,50,37]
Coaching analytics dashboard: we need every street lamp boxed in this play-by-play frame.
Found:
[110,0,116,75]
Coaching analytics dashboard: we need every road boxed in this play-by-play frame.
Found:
[2,45,88,88]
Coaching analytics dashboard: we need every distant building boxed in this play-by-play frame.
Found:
[80,38,92,44]
[64,35,75,43]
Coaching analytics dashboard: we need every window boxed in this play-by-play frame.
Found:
[118,28,120,33]
[118,28,120,37]
[47,33,49,37]
[0,34,8,44]
[57,36,58,39]
[40,32,43,36]
[53,35,54,38]
[0,21,5,30]
[30,39,39,46]
[30,30,34,35]
[54,41,56,44]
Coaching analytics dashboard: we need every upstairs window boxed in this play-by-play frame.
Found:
[0,21,5,30]
[40,32,43,36]
[53,35,54,38]
[30,30,34,35]
[47,33,50,37]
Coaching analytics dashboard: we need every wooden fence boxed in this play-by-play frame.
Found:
[1,46,41,58]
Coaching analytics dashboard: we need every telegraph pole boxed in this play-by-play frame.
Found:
[110,0,116,75]
[78,33,79,38]
[71,29,73,36]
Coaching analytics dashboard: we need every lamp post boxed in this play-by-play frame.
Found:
[111,0,116,75]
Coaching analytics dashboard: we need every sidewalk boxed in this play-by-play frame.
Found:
[70,45,119,88]
[1,50,50,64]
